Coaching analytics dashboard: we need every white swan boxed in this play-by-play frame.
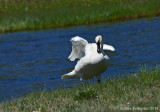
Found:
[61,35,115,83]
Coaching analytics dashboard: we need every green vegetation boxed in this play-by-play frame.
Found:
[0,66,160,112]
[0,0,160,33]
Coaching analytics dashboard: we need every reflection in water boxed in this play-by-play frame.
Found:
[0,17,160,102]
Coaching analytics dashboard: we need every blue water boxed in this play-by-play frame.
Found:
[0,17,160,102]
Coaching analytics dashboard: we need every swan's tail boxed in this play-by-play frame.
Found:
[61,70,79,79]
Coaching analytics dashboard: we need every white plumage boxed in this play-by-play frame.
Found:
[62,35,115,83]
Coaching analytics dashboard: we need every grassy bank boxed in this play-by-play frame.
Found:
[0,67,160,112]
[0,0,160,33]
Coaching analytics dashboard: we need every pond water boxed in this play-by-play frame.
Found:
[0,17,160,102]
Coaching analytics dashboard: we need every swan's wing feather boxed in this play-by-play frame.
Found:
[103,44,115,51]
[68,36,88,61]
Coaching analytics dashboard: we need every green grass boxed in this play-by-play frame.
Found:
[0,0,160,33]
[0,66,160,112]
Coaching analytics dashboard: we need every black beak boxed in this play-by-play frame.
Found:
[97,41,100,53]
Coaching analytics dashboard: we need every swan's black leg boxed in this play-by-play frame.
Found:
[97,75,101,84]
[98,79,100,83]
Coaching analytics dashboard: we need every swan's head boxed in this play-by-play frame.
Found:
[95,35,103,53]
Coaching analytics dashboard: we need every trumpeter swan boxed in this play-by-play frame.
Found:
[61,35,115,83]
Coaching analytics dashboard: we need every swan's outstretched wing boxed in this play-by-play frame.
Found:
[68,36,88,61]
[103,44,115,51]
